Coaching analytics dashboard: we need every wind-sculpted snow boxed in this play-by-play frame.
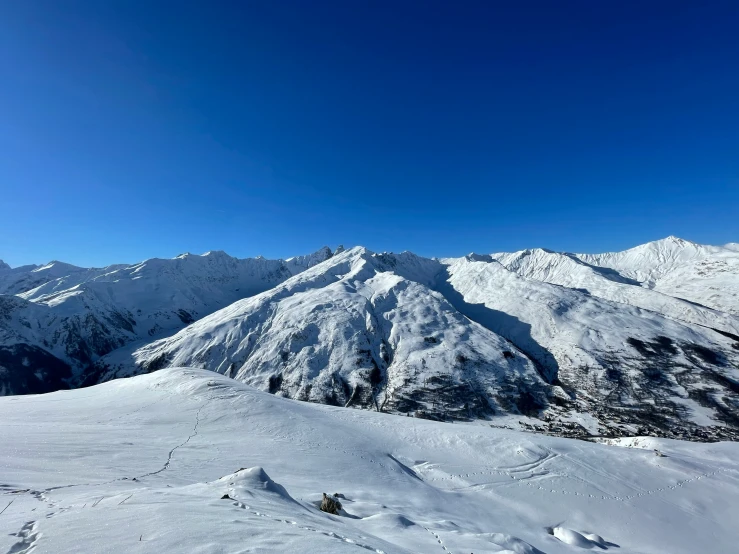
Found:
[1,368,738,553]
[130,248,549,419]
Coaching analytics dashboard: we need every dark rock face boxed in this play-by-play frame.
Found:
[0,344,72,395]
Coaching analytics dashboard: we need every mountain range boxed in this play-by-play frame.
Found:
[2,237,737,441]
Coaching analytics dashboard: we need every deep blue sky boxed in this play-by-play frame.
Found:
[1,1,738,267]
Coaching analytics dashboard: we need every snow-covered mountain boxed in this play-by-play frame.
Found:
[491,246,739,336]
[125,248,550,420]
[441,256,739,439]
[0,260,128,296]
[1,368,738,553]
[0,247,336,394]
[123,245,739,440]
[575,236,739,315]
[1,237,737,442]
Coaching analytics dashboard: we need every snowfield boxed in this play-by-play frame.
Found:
[1,368,738,553]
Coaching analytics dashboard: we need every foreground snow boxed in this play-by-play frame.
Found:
[1,369,737,553]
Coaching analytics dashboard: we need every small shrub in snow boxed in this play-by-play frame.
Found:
[320,493,342,515]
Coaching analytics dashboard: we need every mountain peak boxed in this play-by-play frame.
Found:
[202,250,232,259]
[0,259,10,271]
[652,236,698,248]
[284,246,338,272]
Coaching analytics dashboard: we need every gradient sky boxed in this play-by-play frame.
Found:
[1,1,738,268]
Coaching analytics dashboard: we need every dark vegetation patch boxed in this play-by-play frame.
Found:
[555,335,739,442]
[683,344,722,366]
[143,352,172,372]
[627,336,677,357]
[268,373,283,394]
[514,391,546,417]
[0,344,72,395]
[176,310,195,325]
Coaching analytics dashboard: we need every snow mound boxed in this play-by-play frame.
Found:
[219,466,298,504]
[549,526,616,549]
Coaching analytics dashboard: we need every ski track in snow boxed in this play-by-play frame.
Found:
[134,403,206,479]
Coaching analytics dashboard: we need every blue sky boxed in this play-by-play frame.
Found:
[1,1,738,267]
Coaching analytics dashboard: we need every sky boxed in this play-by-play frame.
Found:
[1,1,738,267]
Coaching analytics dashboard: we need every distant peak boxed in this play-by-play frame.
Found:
[467,253,493,263]
[649,236,699,249]
[284,245,339,271]
[0,259,10,271]
[664,235,685,243]
[33,260,83,273]
[659,235,695,245]
[202,250,230,258]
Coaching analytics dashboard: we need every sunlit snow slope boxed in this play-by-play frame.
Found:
[1,368,737,554]
[575,236,739,316]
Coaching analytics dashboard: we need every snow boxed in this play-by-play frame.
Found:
[0,247,336,393]
[129,248,546,419]
[1,368,738,553]
[87,244,739,439]
[491,246,739,336]
[575,236,739,316]
[2,237,738,440]
[438,255,739,435]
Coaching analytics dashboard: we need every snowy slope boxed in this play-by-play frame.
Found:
[576,236,739,315]
[0,248,335,394]
[1,368,738,553]
[490,247,739,336]
[0,260,128,296]
[440,256,739,439]
[128,248,549,420]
